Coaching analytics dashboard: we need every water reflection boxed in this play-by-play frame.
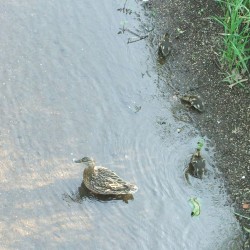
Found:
[63,182,134,204]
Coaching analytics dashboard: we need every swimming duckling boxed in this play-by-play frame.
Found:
[184,149,206,183]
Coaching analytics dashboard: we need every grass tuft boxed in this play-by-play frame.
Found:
[214,0,250,87]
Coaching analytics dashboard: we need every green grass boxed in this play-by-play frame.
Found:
[214,0,250,87]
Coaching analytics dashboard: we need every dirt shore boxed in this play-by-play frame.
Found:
[145,0,250,248]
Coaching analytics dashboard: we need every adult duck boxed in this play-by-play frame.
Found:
[74,157,138,195]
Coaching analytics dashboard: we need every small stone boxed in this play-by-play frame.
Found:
[242,203,250,209]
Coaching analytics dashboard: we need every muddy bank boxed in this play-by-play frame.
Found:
[145,0,250,248]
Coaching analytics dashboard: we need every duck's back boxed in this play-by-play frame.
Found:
[83,166,138,195]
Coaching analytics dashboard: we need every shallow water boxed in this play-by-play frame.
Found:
[0,0,243,249]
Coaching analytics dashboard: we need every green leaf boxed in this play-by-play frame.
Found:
[197,138,204,151]
[189,197,201,217]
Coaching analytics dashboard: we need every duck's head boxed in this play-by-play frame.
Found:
[74,157,95,167]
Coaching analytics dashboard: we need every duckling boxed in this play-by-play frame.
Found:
[180,95,204,112]
[185,149,206,181]
[158,33,171,58]
[74,157,138,195]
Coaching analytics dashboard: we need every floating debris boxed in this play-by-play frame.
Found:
[128,104,142,113]
[134,105,142,113]
[189,197,201,217]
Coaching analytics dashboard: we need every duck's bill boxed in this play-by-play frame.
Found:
[73,158,83,163]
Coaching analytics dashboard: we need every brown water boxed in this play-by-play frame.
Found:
[0,1,243,249]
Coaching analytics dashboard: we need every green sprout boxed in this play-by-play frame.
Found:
[120,20,128,29]
[197,138,204,151]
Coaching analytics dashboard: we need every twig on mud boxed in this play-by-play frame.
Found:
[117,0,132,14]
[185,112,196,123]
[118,27,148,43]
[120,28,148,44]
[124,28,142,38]
[234,212,250,220]
[228,78,248,89]
[213,58,221,70]
[123,0,128,10]
[127,35,148,44]
[161,79,179,93]
[188,83,211,91]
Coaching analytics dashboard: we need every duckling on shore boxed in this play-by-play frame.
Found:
[158,33,171,59]
[180,95,204,112]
